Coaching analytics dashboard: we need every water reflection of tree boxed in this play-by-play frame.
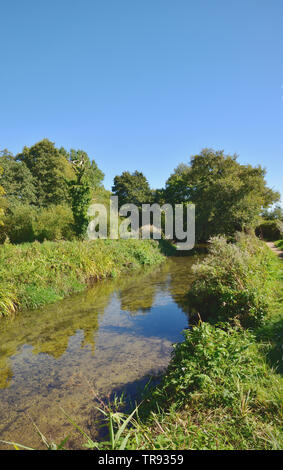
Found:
[118,264,171,315]
[0,280,115,388]
[167,255,203,319]
[0,263,167,389]
[118,256,199,318]
[0,256,201,389]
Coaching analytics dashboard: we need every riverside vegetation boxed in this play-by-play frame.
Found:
[3,234,282,450]
[0,141,282,450]
[72,235,281,451]
[0,239,164,317]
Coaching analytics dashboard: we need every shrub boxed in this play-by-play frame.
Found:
[0,204,36,243]
[153,323,266,408]
[188,234,275,327]
[0,204,75,244]
[32,205,75,241]
[255,220,283,241]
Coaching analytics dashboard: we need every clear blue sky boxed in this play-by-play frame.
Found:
[0,0,282,201]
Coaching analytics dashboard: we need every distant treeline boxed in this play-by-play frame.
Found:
[0,142,282,243]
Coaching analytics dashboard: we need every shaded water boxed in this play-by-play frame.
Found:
[0,256,198,449]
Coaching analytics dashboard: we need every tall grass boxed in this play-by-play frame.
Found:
[0,239,164,317]
[188,233,278,327]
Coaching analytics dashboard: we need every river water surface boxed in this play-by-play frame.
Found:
[0,256,199,449]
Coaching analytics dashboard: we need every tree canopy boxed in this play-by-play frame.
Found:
[16,139,74,206]
[165,149,280,241]
[0,149,37,206]
[112,170,152,208]
[0,140,106,242]
[0,141,281,243]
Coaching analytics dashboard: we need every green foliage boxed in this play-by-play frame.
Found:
[188,235,276,327]
[153,323,271,408]
[256,219,283,241]
[0,204,75,244]
[0,149,37,205]
[0,165,5,226]
[0,141,106,243]
[275,240,283,250]
[165,149,280,241]
[0,239,164,317]
[13,140,104,210]
[68,149,104,194]
[33,205,74,242]
[127,322,283,450]
[16,139,74,206]
[67,157,92,238]
[0,285,17,317]
[112,170,152,209]
[0,204,36,243]
[261,204,283,221]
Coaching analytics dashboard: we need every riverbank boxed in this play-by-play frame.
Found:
[0,239,165,317]
[121,236,282,450]
[76,235,282,451]
[1,235,282,450]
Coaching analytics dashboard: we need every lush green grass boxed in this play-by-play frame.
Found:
[0,239,164,317]
[124,322,282,450]
[117,237,282,450]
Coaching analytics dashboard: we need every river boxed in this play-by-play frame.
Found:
[0,255,199,449]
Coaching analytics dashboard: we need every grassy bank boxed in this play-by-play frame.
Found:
[80,235,282,451]
[0,239,164,317]
[121,236,282,450]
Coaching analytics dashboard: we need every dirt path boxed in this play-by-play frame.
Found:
[266,241,283,260]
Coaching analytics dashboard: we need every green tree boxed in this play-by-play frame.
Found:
[16,139,74,206]
[165,149,280,241]
[67,156,92,238]
[112,171,152,208]
[0,149,37,205]
[68,149,104,196]
[261,204,283,221]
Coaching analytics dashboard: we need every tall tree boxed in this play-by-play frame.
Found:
[16,139,74,206]
[112,171,152,208]
[165,149,280,241]
[0,149,37,205]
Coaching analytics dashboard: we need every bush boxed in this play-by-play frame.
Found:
[0,204,36,243]
[188,234,275,327]
[33,205,74,241]
[255,220,283,241]
[154,323,266,408]
[0,204,75,243]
